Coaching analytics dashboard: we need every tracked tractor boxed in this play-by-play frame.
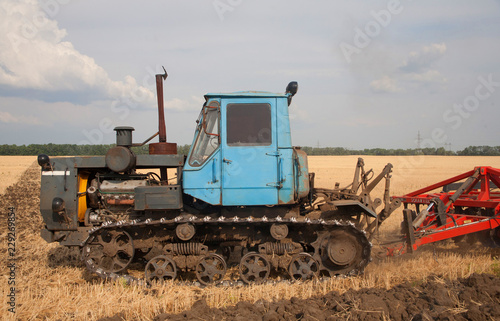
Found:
[38,69,399,284]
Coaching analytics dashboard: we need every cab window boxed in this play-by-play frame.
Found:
[189,101,220,167]
[226,103,272,146]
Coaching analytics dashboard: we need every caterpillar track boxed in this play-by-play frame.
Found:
[81,214,371,286]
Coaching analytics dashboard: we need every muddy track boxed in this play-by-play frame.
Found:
[142,273,500,321]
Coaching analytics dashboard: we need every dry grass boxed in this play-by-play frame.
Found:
[1,156,500,320]
[0,156,36,194]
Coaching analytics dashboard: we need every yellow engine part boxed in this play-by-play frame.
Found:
[78,172,89,222]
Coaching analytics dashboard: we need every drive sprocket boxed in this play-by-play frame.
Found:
[82,229,134,273]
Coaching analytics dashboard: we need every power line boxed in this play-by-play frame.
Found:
[416,131,422,153]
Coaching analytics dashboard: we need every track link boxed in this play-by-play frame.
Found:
[81,215,372,285]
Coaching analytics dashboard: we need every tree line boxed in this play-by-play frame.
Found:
[300,146,500,156]
[0,144,498,156]
[0,144,192,156]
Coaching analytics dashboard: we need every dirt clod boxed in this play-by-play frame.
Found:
[153,273,500,321]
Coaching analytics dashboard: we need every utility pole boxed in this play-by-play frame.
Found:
[445,142,452,154]
[416,131,422,154]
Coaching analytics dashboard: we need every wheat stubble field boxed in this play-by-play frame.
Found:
[0,156,36,194]
[1,156,500,320]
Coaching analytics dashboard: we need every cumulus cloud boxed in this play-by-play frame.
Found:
[0,111,18,123]
[370,75,401,93]
[0,110,40,124]
[405,70,447,84]
[400,43,447,73]
[0,0,154,105]
[165,95,205,112]
[370,43,447,93]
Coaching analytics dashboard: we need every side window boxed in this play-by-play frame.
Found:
[227,103,272,146]
[188,101,220,167]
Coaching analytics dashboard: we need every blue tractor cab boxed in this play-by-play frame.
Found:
[183,83,310,207]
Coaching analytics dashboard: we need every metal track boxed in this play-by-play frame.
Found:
[81,214,372,285]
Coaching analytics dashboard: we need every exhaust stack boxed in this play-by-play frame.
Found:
[149,67,178,181]
[157,68,167,143]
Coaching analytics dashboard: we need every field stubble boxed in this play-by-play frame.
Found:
[0,156,36,194]
[0,156,500,320]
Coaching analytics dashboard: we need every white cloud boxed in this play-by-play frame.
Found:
[288,102,311,122]
[0,110,40,124]
[0,0,154,105]
[165,95,204,112]
[400,43,447,73]
[369,44,448,93]
[370,76,401,93]
[0,111,18,123]
[405,70,447,84]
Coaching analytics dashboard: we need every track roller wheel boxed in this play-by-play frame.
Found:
[145,255,177,284]
[239,252,270,284]
[288,253,319,281]
[195,253,227,285]
[83,229,134,273]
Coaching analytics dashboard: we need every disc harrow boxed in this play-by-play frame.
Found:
[387,166,500,255]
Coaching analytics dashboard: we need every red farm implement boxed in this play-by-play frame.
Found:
[387,166,500,255]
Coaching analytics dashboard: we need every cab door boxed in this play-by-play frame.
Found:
[221,98,279,206]
[183,100,222,205]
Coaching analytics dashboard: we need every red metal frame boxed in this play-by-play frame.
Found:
[396,166,500,213]
[386,166,500,255]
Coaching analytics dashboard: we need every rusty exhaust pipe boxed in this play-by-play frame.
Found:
[149,66,178,182]
[156,67,168,143]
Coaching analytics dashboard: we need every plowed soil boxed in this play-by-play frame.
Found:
[150,273,500,321]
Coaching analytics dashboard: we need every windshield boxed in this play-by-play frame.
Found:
[188,101,220,167]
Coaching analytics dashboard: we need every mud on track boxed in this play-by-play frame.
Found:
[149,273,500,321]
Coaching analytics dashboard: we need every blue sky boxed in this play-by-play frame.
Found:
[1,0,499,150]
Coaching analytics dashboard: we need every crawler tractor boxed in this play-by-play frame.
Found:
[38,70,401,284]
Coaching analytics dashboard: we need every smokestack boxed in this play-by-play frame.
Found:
[148,66,178,182]
[156,67,167,143]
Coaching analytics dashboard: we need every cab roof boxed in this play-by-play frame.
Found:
[204,91,289,100]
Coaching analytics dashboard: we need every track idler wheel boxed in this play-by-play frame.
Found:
[195,253,227,285]
[145,255,177,284]
[239,252,271,284]
[328,233,357,266]
[288,253,319,281]
[312,226,371,276]
[83,229,134,273]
